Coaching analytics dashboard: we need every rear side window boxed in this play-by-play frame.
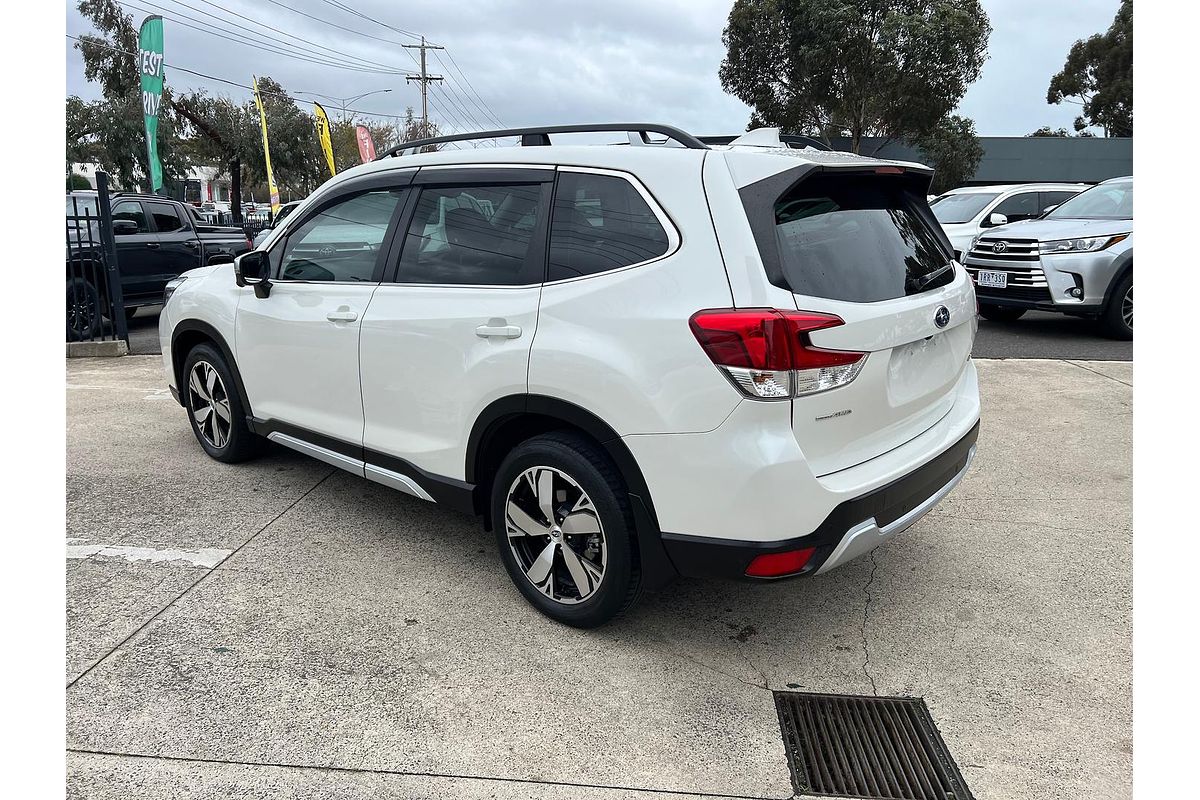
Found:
[147,201,184,232]
[765,174,952,303]
[396,184,544,286]
[548,172,670,281]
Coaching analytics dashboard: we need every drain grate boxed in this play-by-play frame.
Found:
[774,692,974,800]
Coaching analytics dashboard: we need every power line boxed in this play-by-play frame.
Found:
[178,0,414,75]
[438,49,505,128]
[113,0,410,75]
[67,33,410,121]
[311,1,503,135]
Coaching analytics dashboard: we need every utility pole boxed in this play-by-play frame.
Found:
[403,36,443,136]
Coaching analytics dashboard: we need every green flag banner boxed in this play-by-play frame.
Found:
[138,16,165,193]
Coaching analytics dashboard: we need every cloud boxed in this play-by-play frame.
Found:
[66,0,1124,139]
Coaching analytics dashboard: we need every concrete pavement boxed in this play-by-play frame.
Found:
[66,356,1132,799]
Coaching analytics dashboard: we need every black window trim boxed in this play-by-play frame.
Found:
[268,169,417,284]
[381,166,555,288]
[541,165,682,286]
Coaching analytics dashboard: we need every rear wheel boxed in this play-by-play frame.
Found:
[66,278,102,341]
[1099,273,1132,340]
[491,432,641,627]
[978,303,1027,323]
[182,344,261,463]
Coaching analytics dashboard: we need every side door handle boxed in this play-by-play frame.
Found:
[326,307,359,323]
[475,321,523,339]
[184,239,201,249]
[145,242,160,249]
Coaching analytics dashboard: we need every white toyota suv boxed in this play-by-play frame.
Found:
[160,124,980,627]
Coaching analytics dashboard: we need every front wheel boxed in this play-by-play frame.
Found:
[978,303,1027,323]
[1099,273,1132,340]
[182,344,261,463]
[491,432,642,627]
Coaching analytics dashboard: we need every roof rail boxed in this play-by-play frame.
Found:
[697,132,832,151]
[376,123,709,159]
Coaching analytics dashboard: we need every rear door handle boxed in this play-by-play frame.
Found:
[184,239,200,249]
[475,323,522,339]
[145,242,160,249]
[326,308,359,323]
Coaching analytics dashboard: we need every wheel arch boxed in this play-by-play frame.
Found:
[467,394,677,589]
[1102,253,1133,310]
[170,319,253,416]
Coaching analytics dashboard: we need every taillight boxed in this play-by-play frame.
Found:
[745,547,815,577]
[689,309,866,399]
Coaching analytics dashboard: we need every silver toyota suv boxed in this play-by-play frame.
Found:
[962,176,1133,339]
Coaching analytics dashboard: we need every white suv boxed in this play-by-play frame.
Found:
[160,124,980,627]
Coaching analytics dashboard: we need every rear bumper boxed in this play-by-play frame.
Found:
[660,419,978,580]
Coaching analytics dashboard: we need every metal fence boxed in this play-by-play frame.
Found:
[66,173,128,344]
[204,209,274,243]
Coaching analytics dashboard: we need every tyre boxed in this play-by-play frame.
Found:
[181,343,261,463]
[1099,273,1132,340]
[491,432,642,627]
[66,278,102,341]
[978,303,1027,323]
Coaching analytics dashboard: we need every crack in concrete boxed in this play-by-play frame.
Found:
[1064,359,1132,387]
[666,649,767,692]
[860,550,879,697]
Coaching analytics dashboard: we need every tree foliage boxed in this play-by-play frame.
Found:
[914,114,983,194]
[1027,126,1095,138]
[70,0,189,190]
[1047,0,1132,136]
[720,0,991,153]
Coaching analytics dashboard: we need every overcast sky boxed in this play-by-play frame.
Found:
[65,0,1122,139]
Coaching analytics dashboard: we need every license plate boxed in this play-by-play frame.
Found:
[976,270,1008,289]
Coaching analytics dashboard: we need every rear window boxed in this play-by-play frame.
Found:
[767,174,953,303]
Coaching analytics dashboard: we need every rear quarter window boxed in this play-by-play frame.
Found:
[746,172,953,303]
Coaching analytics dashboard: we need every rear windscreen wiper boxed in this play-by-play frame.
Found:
[912,262,954,292]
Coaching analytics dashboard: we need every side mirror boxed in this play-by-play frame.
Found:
[234,250,272,298]
[986,212,1008,227]
[207,253,235,266]
[112,219,139,236]
[1042,204,1058,216]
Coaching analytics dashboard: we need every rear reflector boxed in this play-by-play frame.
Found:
[689,309,866,399]
[746,548,816,578]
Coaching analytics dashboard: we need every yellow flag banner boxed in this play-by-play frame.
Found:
[313,102,337,178]
[252,76,281,215]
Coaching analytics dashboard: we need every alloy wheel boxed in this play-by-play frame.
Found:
[1121,284,1133,331]
[188,361,232,449]
[505,466,606,605]
[67,286,97,339]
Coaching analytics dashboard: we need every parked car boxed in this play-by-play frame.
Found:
[251,200,303,248]
[66,191,252,340]
[930,183,1087,261]
[962,176,1132,339]
[159,124,980,626]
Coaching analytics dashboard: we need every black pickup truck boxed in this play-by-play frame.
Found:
[66,191,251,339]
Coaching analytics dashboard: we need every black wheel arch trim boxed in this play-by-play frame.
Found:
[170,320,253,415]
[466,394,676,591]
[1101,256,1132,311]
